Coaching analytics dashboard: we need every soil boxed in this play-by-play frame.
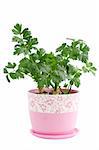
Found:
[36,88,78,95]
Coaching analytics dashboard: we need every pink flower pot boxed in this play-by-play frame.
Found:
[28,89,79,139]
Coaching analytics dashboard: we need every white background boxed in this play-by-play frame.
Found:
[0,0,99,149]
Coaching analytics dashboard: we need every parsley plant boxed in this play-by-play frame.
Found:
[3,24,97,94]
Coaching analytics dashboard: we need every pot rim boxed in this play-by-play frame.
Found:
[28,88,79,96]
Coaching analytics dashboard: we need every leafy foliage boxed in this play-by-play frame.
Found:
[3,23,97,94]
[12,24,38,55]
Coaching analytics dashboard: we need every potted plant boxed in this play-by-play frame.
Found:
[4,23,97,139]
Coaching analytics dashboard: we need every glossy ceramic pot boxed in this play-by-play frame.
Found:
[28,89,79,139]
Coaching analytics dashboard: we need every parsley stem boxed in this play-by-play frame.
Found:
[68,85,72,94]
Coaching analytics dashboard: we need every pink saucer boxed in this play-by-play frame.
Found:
[30,128,79,139]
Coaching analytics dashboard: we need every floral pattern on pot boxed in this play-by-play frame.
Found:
[28,91,79,113]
